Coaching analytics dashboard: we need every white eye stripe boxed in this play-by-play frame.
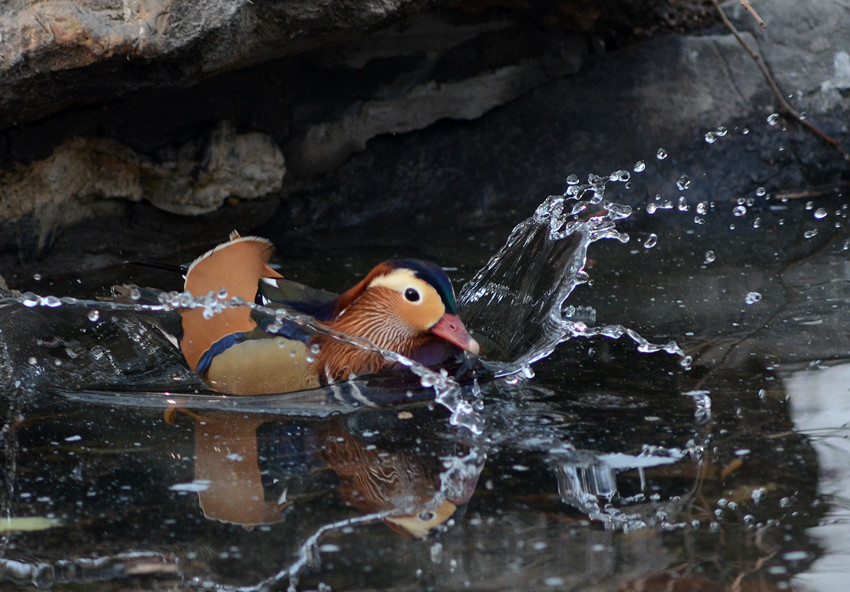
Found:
[369,270,428,305]
[368,268,418,291]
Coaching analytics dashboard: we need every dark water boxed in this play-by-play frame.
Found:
[1,139,849,591]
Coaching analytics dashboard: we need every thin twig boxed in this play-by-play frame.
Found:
[739,0,766,28]
[774,185,847,200]
[711,0,850,163]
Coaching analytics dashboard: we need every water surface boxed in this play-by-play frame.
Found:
[1,131,849,591]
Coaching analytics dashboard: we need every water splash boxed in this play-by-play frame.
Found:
[0,290,484,433]
[459,172,689,375]
[1,169,691,426]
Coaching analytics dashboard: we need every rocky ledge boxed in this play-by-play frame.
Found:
[0,0,847,285]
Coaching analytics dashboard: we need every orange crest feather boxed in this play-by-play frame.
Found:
[180,235,282,372]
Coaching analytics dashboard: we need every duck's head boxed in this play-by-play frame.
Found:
[329,259,480,359]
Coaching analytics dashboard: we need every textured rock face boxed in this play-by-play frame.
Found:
[0,2,594,258]
[0,0,847,283]
[0,0,424,128]
[0,122,284,252]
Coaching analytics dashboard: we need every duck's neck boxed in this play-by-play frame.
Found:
[312,298,424,382]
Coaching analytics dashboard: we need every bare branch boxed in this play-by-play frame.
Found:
[740,0,766,28]
[711,0,850,163]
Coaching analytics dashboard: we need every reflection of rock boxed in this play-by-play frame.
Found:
[0,122,284,254]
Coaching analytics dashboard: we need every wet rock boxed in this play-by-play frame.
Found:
[0,0,426,129]
[143,121,285,216]
[0,5,590,260]
[1,0,848,283]
[0,1,714,132]
[0,122,284,255]
[284,17,587,178]
[275,0,850,235]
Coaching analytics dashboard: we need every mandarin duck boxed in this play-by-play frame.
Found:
[178,232,479,395]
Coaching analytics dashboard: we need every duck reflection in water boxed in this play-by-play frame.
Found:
[166,406,484,538]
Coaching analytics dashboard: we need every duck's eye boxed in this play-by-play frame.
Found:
[404,287,421,302]
[418,510,435,521]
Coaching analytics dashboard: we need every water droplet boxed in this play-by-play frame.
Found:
[733,205,747,216]
[656,148,668,160]
[745,292,762,305]
[217,286,228,299]
[129,287,141,301]
[677,196,689,212]
[752,217,761,229]
[814,207,828,219]
[27,356,38,365]
[633,160,646,173]
[178,291,194,308]
[696,201,708,215]
[755,187,766,197]
[565,174,579,186]
[693,216,705,225]
[704,250,716,264]
[676,175,691,191]
[44,296,61,308]
[644,234,658,249]
[803,229,818,239]
[430,542,443,564]
[646,202,658,215]
[715,126,727,137]
[266,321,282,333]
[704,131,716,144]
[21,293,39,307]
[32,273,42,281]
[310,343,321,355]
[88,310,100,322]
[751,487,767,504]
[742,128,750,135]
[805,201,814,211]
[767,113,781,126]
